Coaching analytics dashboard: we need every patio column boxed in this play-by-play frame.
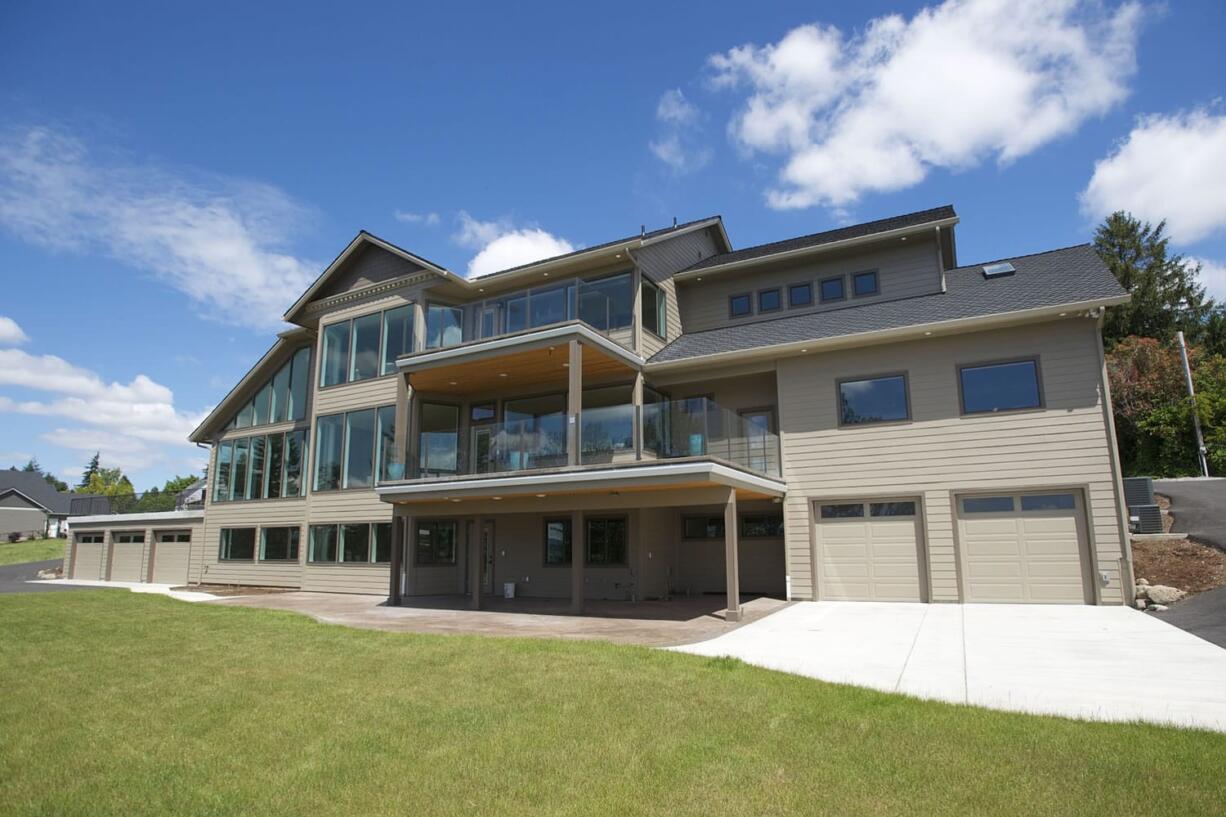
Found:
[632,370,644,460]
[389,514,403,605]
[567,340,583,466]
[724,488,742,622]
[393,372,411,480]
[469,517,482,610]
[570,510,584,614]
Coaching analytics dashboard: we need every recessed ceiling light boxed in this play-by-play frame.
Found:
[1059,312,1067,317]
[449,381,457,386]
[562,362,569,367]
[535,493,546,498]
[800,348,808,353]
[499,372,508,377]
[450,498,462,503]
[901,236,908,241]
[478,288,485,292]
[696,277,703,281]
[924,331,932,336]
[493,496,502,500]
[543,272,549,277]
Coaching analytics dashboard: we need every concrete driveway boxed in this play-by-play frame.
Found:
[676,601,1226,732]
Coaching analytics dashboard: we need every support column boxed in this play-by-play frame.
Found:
[570,510,584,614]
[392,373,411,480]
[724,488,742,622]
[389,514,403,605]
[567,340,583,466]
[632,370,645,460]
[468,517,481,610]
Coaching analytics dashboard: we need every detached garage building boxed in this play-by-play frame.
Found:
[65,511,204,586]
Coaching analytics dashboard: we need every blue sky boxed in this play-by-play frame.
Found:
[1,0,1224,488]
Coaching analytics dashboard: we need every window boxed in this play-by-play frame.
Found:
[419,403,460,475]
[376,405,398,482]
[729,293,752,318]
[321,322,350,387]
[961,496,1015,514]
[1021,493,1076,512]
[219,528,256,560]
[381,306,414,375]
[77,533,104,544]
[313,414,344,491]
[114,531,144,544]
[266,433,284,499]
[820,276,845,302]
[212,430,307,503]
[543,518,571,565]
[820,503,864,519]
[314,406,394,491]
[503,294,528,334]
[343,409,377,489]
[871,501,916,517]
[247,436,266,500]
[758,288,782,313]
[470,403,496,423]
[252,382,271,426]
[157,531,191,543]
[214,441,233,504]
[308,525,338,563]
[270,357,292,424]
[426,303,464,349]
[853,270,879,297]
[373,523,392,563]
[287,347,311,422]
[284,430,306,497]
[341,523,370,563]
[741,513,784,538]
[350,313,382,382]
[788,282,813,307]
[232,438,250,500]
[683,516,724,539]
[641,279,666,338]
[416,520,457,565]
[308,522,397,565]
[959,359,1042,414]
[839,374,910,425]
[586,517,627,566]
[579,272,633,330]
[260,527,300,561]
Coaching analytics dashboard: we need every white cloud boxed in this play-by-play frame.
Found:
[0,316,28,345]
[1190,257,1226,302]
[394,209,441,226]
[453,211,576,278]
[1081,109,1226,244]
[0,126,318,330]
[709,0,1144,209]
[649,89,712,174]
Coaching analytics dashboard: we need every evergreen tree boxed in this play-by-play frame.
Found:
[79,452,101,489]
[22,458,39,472]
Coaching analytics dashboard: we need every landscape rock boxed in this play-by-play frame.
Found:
[1143,584,1186,605]
[1134,584,1149,599]
[1134,597,1148,610]
[1150,604,1169,612]
[1136,577,1150,586]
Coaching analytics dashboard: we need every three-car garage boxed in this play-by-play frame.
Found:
[66,511,203,585]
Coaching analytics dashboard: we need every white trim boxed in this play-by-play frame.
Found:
[72,510,205,525]
[397,322,644,371]
[376,461,786,500]
[673,217,960,282]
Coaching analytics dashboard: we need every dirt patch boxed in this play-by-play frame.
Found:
[1153,493,1175,532]
[1132,537,1226,595]
[172,584,293,597]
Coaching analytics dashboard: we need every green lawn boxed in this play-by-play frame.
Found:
[0,537,63,566]
[1,593,1223,817]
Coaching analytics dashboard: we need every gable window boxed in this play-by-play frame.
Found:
[543,518,572,565]
[227,346,311,429]
[641,279,666,339]
[820,276,845,303]
[426,303,464,349]
[314,405,395,491]
[350,313,382,381]
[839,374,910,425]
[260,527,300,561]
[758,288,782,313]
[853,270,879,297]
[219,528,256,561]
[586,517,627,566]
[683,516,724,539]
[959,359,1042,415]
[729,293,752,318]
[788,282,813,307]
[416,520,458,565]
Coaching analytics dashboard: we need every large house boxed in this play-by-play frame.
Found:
[63,205,1135,614]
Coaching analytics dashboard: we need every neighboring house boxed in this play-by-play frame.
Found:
[175,478,208,510]
[65,205,1135,614]
[0,471,85,539]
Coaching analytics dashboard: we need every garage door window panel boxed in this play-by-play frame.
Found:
[962,496,1016,513]
[871,501,916,517]
[1020,493,1076,512]
[959,359,1043,415]
[821,503,865,519]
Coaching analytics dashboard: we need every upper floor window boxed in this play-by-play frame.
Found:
[839,374,910,425]
[788,282,813,307]
[426,303,464,349]
[641,279,666,339]
[320,306,414,387]
[853,270,879,297]
[758,288,782,313]
[959,359,1042,415]
[729,293,752,318]
[820,276,845,303]
[580,273,633,331]
[213,429,307,503]
[227,346,311,430]
[313,405,397,491]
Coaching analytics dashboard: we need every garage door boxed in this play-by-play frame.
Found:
[71,533,105,579]
[956,491,1089,603]
[109,531,146,582]
[152,530,192,585]
[814,499,924,601]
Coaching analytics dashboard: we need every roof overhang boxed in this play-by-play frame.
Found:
[673,216,959,282]
[645,295,1129,373]
[398,321,643,374]
[71,510,205,526]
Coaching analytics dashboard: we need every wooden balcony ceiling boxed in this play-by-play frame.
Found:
[409,343,633,395]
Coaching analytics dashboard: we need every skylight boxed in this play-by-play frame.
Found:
[982,262,1016,279]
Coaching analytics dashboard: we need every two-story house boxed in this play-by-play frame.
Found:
[64,205,1134,618]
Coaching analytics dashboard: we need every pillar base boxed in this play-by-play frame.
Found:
[724,608,743,623]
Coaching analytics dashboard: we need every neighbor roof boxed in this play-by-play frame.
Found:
[0,471,77,515]
[681,205,958,275]
[648,244,1126,365]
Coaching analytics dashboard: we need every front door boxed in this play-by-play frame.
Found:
[481,520,495,595]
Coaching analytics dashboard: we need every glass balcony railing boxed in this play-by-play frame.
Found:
[386,398,782,484]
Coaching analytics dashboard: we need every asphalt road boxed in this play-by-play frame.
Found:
[1153,477,1226,548]
[0,559,81,594]
[1155,586,1226,649]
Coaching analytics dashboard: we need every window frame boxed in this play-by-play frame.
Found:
[852,269,880,298]
[313,404,395,492]
[819,275,846,303]
[425,302,465,350]
[682,515,725,540]
[740,512,784,538]
[213,430,309,503]
[114,531,145,544]
[641,278,667,340]
[957,356,1044,416]
[757,287,782,314]
[836,371,912,427]
[219,527,257,561]
[259,526,301,562]
[320,305,416,389]
[77,533,104,544]
[584,515,629,567]
[728,292,752,319]
[542,517,572,567]
[787,281,813,308]
[415,519,459,566]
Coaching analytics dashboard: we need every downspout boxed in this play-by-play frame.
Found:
[935,225,946,293]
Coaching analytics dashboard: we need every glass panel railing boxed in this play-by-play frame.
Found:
[642,398,781,478]
[580,404,636,465]
[469,417,568,474]
[575,280,614,332]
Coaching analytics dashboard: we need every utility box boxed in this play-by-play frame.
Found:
[503,582,516,599]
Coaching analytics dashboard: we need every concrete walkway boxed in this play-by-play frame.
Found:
[675,601,1226,732]
[33,578,220,602]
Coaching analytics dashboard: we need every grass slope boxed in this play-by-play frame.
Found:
[1,591,1223,816]
[0,537,64,566]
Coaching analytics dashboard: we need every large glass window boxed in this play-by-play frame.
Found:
[219,528,256,560]
[343,409,377,489]
[543,518,571,565]
[373,523,392,563]
[376,405,398,481]
[416,520,457,565]
[321,322,350,387]
[252,382,272,426]
[586,517,627,566]
[419,403,460,474]
[266,433,284,499]
[839,375,910,425]
[350,313,382,382]
[313,414,344,491]
[260,527,300,561]
[225,346,311,430]
[580,273,632,330]
[314,406,394,491]
[381,306,414,375]
[426,304,464,349]
[212,431,306,503]
[341,523,370,563]
[213,441,233,505]
[308,524,338,563]
[959,359,1041,414]
[231,439,250,500]
[288,347,310,422]
[247,436,266,500]
[642,279,665,338]
[270,358,292,424]
[284,430,306,497]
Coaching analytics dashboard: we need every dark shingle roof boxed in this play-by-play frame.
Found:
[0,471,77,515]
[649,244,1124,364]
[682,205,957,273]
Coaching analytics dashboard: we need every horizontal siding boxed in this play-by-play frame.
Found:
[677,236,940,334]
[776,318,1126,603]
[313,374,399,417]
[301,564,390,594]
[200,496,308,588]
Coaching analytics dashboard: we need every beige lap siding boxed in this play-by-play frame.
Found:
[201,498,307,588]
[301,490,392,594]
[776,317,1127,604]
